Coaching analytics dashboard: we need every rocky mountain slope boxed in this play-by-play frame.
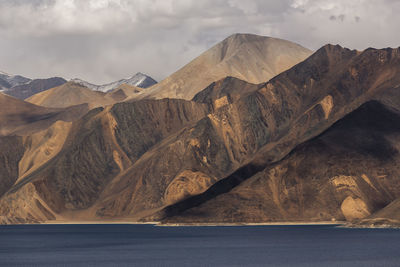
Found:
[161,101,400,223]
[94,45,400,222]
[139,33,312,100]
[1,38,400,225]
[192,76,261,110]
[0,99,210,223]
[71,72,157,92]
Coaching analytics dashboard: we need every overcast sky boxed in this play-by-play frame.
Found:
[0,0,399,83]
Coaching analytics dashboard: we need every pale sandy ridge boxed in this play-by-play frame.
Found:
[136,33,312,100]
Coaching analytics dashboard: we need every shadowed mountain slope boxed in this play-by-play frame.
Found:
[362,198,400,226]
[161,101,400,223]
[0,136,24,198]
[0,93,88,136]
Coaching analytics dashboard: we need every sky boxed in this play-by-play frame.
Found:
[0,0,399,84]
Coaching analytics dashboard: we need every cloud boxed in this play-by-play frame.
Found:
[276,0,400,51]
[0,0,399,83]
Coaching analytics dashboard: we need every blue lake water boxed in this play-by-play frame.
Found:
[0,224,399,266]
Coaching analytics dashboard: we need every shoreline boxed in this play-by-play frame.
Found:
[30,220,346,227]
[157,221,344,227]
[2,220,398,228]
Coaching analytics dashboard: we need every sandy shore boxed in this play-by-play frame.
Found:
[32,220,400,228]
[157,221,345,227]
[35,220,345,227]
[41,220,158,225]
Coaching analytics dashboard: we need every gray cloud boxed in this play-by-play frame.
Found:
[0,0,399,83]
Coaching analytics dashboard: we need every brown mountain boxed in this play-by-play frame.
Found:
[0,93,87,136]
[362,198,400,226]
[1,43,400,225]
[94,45,400,222]
[106,84,145,102]
[192,76,260,110]
[26,82,118,109]
[161,101,400,223]
[0,98,210,223]
[139,33,312,100]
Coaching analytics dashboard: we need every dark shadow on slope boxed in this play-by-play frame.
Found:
[160,100,400,220]
[160,163,266,219]
[307,100,400,161]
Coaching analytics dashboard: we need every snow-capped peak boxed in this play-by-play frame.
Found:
[0,70,31,88]
[0,71,11,77]
[71,73,157,92]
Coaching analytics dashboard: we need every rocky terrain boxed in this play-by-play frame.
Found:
[161,101,400,223]
[1,34,400,226]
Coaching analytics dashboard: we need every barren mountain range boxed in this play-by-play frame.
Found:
[1,33,400,227]
[0,72,68,100]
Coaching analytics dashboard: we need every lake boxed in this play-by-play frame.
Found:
[0,224,399,266]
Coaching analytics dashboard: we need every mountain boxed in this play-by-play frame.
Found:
[26,82,118,109]
[155,46,400,224]
[3,77,67,100]
[0,71,31,90]
[0,93,88,136]
[106,84,146,102]
[0,98,210,223]
[2,39,400,226]
[95,45,400,222]
[0,71,66,99]
[161,101,400,223]
[192,76,260,110]
[138,33,312,100]
[361,198,400,226]
[71,73,157,93]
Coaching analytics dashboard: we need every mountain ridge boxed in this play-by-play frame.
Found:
[71,72,157,93]
[0,72,31,91]
[137,33,312,100]
[3,77,67,100]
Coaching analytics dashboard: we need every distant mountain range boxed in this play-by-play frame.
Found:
[0,72,156,100]
[0,71,31,90]
[1,33,400,227]
[71,72,157,93]
[26,82,145,109]
[4,77,67,100]
[0,71,68,100]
